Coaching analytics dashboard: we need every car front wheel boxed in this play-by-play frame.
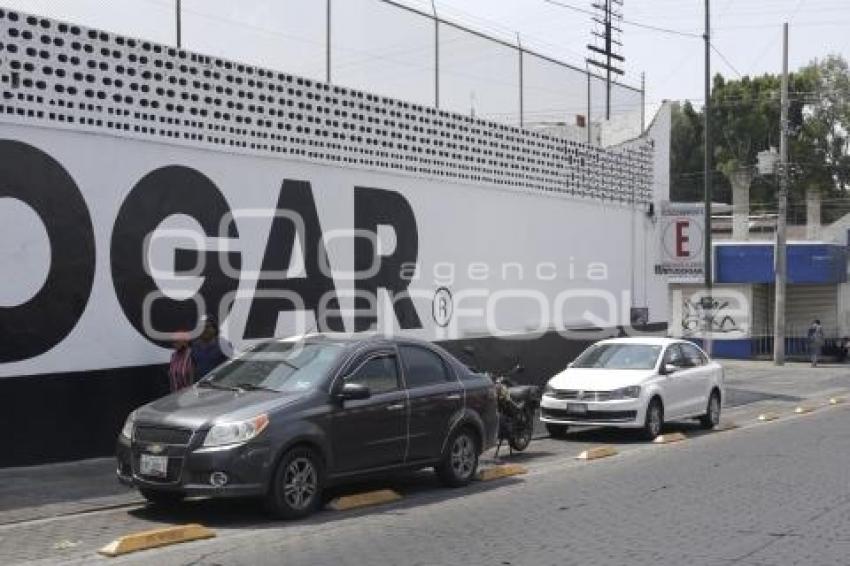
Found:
[436,428,479,487]
[700,390,721,429]
[266,446,324,520]
[641,398,663,441]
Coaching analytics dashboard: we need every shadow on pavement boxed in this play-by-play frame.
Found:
[724,387,803,408]
[488,450,558,464]
[126,469,522,529]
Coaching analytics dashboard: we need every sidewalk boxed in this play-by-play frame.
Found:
[0,458,140,525]
[2,359,848,527]
[721,359,850,401]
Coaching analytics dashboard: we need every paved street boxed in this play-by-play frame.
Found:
[111,400,850,566]
[2,361,850,565]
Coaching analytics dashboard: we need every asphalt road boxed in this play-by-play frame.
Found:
[5,401,845,565]
[113,404,850,566]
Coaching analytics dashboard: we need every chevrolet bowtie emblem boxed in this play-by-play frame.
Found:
[148,444,165,454]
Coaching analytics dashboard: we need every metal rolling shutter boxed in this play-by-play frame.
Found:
[767,285,838,337]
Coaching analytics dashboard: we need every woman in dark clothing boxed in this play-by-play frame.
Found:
[192,315,227,378]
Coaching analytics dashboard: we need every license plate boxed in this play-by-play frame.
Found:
[140,454,168,478]
[566,403,588,415]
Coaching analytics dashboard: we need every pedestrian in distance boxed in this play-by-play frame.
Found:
[807,319,825,367]
[192,314,228,378]
[168,331,194,392]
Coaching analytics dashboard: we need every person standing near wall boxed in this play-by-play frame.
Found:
[168,331,194,391]
[807,319,825,367]
[192,315,227,378]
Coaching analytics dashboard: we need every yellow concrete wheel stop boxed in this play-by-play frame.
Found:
[328,489,402,511]
[476,463,528,481]
[576,446,618,460]
[653,432,686,444]
[98,524,215,557]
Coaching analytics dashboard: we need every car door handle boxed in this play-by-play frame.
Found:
[444,393,461,401]
[386,404,405,411]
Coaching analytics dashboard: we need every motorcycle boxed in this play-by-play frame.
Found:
[462,347,541,457]
[493,366,541,456]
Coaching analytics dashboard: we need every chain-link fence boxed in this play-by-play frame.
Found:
[4,0,645,131]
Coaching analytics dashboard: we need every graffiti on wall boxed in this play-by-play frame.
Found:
[671,288,749,338]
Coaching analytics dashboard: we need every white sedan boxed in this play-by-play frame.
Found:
[540,337,724,440]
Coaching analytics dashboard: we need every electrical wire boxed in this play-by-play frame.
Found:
[541,0,703,39]
[710,44,743,79]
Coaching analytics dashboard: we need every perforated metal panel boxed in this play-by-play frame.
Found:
[0,8,653,205]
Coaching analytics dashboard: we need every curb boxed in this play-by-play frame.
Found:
[98,523,215,557]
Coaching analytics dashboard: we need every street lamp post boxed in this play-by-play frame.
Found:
[702,0,713,355]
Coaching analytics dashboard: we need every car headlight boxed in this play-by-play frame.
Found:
[203,414,269,447]
[609,386,641,400]
[121,410,136,440]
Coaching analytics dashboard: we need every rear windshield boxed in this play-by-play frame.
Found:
[202,342,343,393]
[572,343,662,370]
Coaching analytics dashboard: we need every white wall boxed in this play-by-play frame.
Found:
[0,122,667,378]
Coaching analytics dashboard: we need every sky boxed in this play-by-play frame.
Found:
[2,0,848,122]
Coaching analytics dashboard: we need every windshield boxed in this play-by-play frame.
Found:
[201,342,343,393]
[572,343,662,370]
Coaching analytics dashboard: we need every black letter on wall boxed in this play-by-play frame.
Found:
[0,141,95,362]
[111,166,240,346]
[244,180,344,337]
[354,187,422,331]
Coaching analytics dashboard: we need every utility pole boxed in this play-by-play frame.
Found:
[175,0,181,48]
[326,0,332,84]
[774,23,789,365]
[703,0,713,356]
[640,71,646,134]
[586,62,592,144]
[518,33,524,128]
[587,0,624,121]
[432,0,439,108]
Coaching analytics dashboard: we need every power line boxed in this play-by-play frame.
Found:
[710,43,742,79]
[542,0,703,39]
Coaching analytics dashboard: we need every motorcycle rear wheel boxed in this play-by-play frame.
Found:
[508,409,534,452]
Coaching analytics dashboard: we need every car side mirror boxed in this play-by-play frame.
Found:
[336,382,371,402]
[661,363,678,375]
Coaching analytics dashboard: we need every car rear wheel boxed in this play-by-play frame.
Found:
[641,398,663,441]
[436,428,479,487]
[139,488,184,507]
[700,390,721,429]
[546,423,569,439]
[266,446,323,520]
